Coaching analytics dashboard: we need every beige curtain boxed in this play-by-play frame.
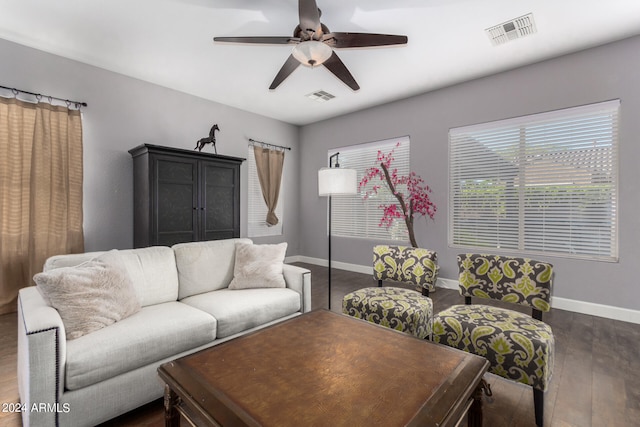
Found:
[253,146,285,226]
[0,97,84,314]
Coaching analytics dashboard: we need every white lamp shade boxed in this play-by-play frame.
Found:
[292,41,333,67]
[318,167,357,196]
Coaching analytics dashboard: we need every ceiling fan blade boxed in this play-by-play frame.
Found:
[323,32,408,48]
[299,0,322,34]
[214,36,300,45]
[269,55,302,90]
[323,52,360,91]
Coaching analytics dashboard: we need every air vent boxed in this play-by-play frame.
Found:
[486,13,536,46]
[306,90,336,102]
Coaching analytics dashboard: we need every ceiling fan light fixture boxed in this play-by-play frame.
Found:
[292,41,332,67]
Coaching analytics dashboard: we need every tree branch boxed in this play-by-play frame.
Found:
[381,163,418,247]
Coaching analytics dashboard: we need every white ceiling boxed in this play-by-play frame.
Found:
[1,0,640,125]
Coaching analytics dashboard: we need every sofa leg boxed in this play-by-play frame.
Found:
[378,280,383,287]
[534,388,544,427]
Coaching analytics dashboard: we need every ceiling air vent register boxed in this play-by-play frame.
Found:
[306,90,336,102]
[486,13,537,46]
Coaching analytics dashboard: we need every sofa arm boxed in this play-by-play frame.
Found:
[17,286,67,427]
[283,264,311,313]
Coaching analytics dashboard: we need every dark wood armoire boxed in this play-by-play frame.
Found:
[129,144,244,248]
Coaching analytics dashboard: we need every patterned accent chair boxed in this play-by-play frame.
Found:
[373,245,439,296]
[433,254,554,427]
[341,246,436,340]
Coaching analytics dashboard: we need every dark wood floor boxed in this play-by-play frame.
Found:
[1,262,639,427]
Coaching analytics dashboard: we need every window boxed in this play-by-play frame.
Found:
[330,136,410,241]
[248,146,284,237]
[449,100,619,261]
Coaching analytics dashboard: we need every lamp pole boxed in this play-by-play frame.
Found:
[327,152,340,310]
[328,192,332,309]
[318,152,355,311]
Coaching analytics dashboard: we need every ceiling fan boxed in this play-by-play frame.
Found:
[213,0,408,91]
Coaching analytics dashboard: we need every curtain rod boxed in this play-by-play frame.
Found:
[0,85,87,108]
[248,138,291,151]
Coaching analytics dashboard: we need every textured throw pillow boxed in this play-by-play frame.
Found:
[34,250,141,340]
[228,242,287,289]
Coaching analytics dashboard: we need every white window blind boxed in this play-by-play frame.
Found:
[449,100,619,261]
[247,146,284,237]
[330,136,410,241]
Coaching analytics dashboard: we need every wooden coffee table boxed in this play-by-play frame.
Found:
[158,310,489,427]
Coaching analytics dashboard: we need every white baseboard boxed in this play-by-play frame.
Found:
[289,257,640,325]
[291,256,372,274]
[284,255,305,264]
[551,297,640,324]
[436,277,460,290]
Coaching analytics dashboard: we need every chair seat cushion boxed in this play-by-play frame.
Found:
[342,287,433,339]
[433,304,554,391]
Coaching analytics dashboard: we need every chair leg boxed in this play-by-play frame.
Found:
[534,388,544,427]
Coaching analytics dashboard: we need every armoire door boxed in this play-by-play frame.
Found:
[154,155,199,246]
[200,160,240,240]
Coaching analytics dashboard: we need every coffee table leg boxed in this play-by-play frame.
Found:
[164,383,180,427]
[467,381,484,427]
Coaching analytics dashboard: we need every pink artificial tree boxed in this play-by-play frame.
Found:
[359,143,436,248]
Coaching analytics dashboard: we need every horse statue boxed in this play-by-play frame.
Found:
[195,124,220,153]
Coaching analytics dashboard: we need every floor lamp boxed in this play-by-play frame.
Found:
[318,153,357,309]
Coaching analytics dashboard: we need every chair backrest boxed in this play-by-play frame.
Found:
[373,245,438,289]
[457,253,553,314]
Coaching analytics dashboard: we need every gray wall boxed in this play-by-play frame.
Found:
[3,33,639,312]
[299,35,640,311]
[0,38,300,254]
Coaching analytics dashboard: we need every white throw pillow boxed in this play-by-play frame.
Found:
[228,242,287,289]
[34,250,141,340]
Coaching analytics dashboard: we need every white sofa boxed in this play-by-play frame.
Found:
[17,238,311,427]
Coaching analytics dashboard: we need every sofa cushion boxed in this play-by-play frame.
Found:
[34,250,141,340]
[180,288,300,338]
[173,238,253,299]
[44,246,179,307]
[118,247,179,306]
[65,301,216,390]
[228,242,287,290]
